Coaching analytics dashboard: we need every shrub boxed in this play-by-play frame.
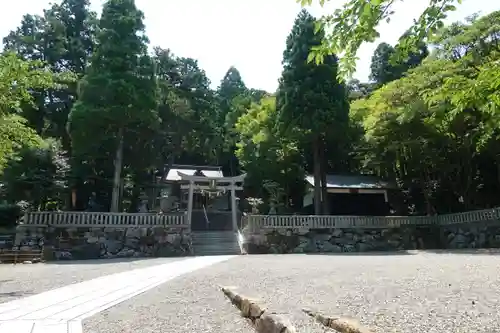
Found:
[0,203,23,228]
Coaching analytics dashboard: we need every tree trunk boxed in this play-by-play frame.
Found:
[110,128,124,212]
[319,137,329,215]
[496,155,500,189]
[313,136,322,215]
[150,156,173,210]
[421,169,436,215]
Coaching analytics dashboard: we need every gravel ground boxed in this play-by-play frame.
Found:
[83,257,255,333]
[0,258,185,304]
[84,251,500,333]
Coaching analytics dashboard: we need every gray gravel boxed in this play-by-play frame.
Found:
[0,258,185,304]
[83,257,255,333]
[84,251,500,333]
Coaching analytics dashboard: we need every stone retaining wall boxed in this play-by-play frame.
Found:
[242,227,418,254]
[442,222,500,249]
[11,220,500,259]
[0,228,16,250]
[242,221,500,253]
[15,225,192,260]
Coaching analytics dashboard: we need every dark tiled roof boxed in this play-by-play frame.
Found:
[305,174,396,189]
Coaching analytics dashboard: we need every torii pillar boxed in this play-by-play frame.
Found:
[230,179,238,231]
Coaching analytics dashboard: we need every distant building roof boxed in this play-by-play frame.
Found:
[305,174,397,189]
[166,165,224,181]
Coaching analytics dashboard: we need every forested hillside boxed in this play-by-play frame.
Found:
[0,0,499,217]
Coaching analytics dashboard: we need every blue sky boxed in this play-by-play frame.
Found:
[0,0,497,92]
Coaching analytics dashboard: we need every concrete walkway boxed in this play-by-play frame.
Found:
[0,256,234,333]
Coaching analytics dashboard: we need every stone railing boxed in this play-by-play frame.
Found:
[242,207,500,231]
[240,207,500,254]
[436,208,499,225]
[22,211,188,227]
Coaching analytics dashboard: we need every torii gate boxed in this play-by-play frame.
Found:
[177,172,246,231]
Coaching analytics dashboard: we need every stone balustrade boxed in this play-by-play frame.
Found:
[241,207,500,231]
[23,211,187,227]
[7,212,192,261]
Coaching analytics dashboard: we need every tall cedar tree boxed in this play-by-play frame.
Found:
[277,10,348,214]
[216,66,247,176]
[68,0,158,212]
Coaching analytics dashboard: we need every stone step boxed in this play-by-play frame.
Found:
[192,232,236,240]
[193,248,241,256]
[191,231,241,256]
[193,246,240,255]
[192,240,238,245]
[193,250,240,256]
[192,243,239,249]
[190,211,237,231]
[192,241,240,247]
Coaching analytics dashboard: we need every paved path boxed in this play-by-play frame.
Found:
[0,258,185,304]
[0,256,234,332]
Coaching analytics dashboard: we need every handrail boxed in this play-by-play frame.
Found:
[202,204,210,227]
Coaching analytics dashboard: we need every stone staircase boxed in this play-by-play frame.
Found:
[191,210,238,231]
[191,231,241,256]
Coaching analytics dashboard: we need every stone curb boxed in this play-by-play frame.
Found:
[221,286,297,333]
[302,308,374,333]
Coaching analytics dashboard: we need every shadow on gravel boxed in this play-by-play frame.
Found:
[305,249,500,256]
[0,290,35,299]
[421,249,500,255]
[43,257,159,265]
[305,250,416,256]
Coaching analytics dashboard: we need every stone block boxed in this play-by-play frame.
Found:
[329,317,374,333]
[240,298,266,319]
[221,286,239,301]
[303,308,373,333]
[255,313,296,333]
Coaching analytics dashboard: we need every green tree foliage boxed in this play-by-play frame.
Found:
[0,203,24,228]
[217,66,247,121]
[299,0,461,77]
[68,0,158,211]
[152,47,220,168]
[0,115,43,170]
[351,11,500,214]
[1,139,69,210]
[3,0,96,145]
[0,53,58,169]
[277,9,349,214]
[370,41,428,86]
[370,43,400,85]
[215,66,250,176]
[3,0,96,210]
[346,79,375,101]
[4,0,499,218]
[234,96,304,212]
[2,0,248,211]
[0,53,55,114]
